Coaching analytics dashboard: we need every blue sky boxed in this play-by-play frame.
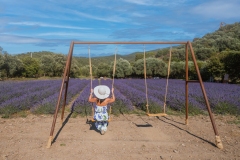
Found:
[0,0,240,57]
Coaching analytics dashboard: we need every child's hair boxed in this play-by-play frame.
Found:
[97,98,105,104]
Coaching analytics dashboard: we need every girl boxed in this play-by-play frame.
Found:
[88,85,115,135]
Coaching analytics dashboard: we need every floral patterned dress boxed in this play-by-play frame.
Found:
[94,105,109,132]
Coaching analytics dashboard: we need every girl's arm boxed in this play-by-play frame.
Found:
[88,89,96,102]
[108,88,115,103]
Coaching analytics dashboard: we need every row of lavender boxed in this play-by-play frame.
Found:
[0,79,239,115]
[0,79,89,114]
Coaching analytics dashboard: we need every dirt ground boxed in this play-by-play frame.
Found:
[0,112,240,160]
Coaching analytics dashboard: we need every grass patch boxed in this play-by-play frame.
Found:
[60,143,66,146]
[71,112,78,118]
[213,102,239,115]
[32,104,56,114]
[168,104,206,116]
[15,110,29,118]
[0,106,21,118]
[226,115,240,124]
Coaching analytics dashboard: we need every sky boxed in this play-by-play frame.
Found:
[0,0,240,57]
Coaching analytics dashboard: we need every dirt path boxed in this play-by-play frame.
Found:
[0,113,240,160]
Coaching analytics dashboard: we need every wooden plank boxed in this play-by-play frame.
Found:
[146,113,167,117]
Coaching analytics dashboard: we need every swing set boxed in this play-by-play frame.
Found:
[46,41,223,150]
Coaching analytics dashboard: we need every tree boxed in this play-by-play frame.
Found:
[97,63,110,77]
[221,51,240,83]
[40,55,55,76]
[22,57,40,78]
[132,57,167,78]
[135,53,143,61]
[70,59,80,78]
[114,58,132,78]
[53,54,67,77]
[146,57,166,77]
[205,56,225,81]
[155,48,169,58]
[1,53,23,78]
[170,61,185,79]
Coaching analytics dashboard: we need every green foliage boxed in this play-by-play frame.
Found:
[187,105,206,116]
[0,106,21,118]
[111,100,132,115]
[22,57,40,78]
[40,55,55,76]
[70,59,80,78]
[71,112,78,118]
[135,53,143,61]
[213,102,239,115]
[32,103,56,114]
[132,57,167,77]
[221,51,240,83]
[205,55,225,81]
[97,63,110,77]
[147,102,164,114]
[170,61,185,79]
[114,58,132,78]
[155,48,169,58]
[0,52,24,78]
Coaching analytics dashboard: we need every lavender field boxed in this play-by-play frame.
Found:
[0,79,239,117]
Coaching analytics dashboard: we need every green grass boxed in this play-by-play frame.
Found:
[213,102,239,115]
[32,103,56,115]
[0,106,21,118]
[227,116,240,124]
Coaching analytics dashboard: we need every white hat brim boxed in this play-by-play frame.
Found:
[93,85,110,99]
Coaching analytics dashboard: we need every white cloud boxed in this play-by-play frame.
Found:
[0,34,43,43]
[72,10,128,23]
[124,0,187,6]
[191,0,240,19]
[8,22,91,30]
[37,32,109,39]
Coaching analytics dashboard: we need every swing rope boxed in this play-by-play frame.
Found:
[112,47,117,89]
[88,45,93,89]
[143,45,150,114]
[88,45,95,119]
[163,46,172,113]
[144,45,172,116]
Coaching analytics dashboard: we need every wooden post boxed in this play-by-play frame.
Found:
[61,45,74,124]
[47,42,74,148]
[188,41,223,149]
[185,44,189,125]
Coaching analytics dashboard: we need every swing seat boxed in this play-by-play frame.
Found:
[146,113,167,117]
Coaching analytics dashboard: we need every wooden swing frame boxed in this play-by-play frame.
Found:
[46,41,223,149]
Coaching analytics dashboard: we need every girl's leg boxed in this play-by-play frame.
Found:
[100,121,108,133]
[95,121,102,131]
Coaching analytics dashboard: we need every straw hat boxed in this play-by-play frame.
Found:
[93,85,110,99]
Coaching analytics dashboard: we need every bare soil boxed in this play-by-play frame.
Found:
[0,112,240,160]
